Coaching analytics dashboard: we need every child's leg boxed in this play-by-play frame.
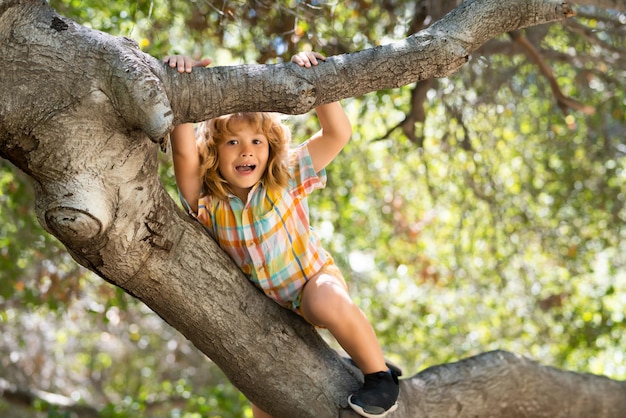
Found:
[299,268,387,374]
[251,402,273,418]
[300,266,399,417]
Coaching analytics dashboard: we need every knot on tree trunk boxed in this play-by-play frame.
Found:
[40,178,114,245]
[45,206,103,242]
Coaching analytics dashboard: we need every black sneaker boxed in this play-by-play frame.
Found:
[348,369,399,418]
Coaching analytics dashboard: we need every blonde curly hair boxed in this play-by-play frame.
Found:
[197,112,292,200]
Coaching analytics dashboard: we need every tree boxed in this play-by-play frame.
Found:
[1,0,625,416]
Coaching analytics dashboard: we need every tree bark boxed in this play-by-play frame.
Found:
[394,350,626,418]
[1,0,624,416]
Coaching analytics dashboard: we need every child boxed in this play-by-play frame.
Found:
[165,51,399,418]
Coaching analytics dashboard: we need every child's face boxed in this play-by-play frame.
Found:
[216,119,270,201]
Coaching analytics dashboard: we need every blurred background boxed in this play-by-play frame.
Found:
[1,0,624,416]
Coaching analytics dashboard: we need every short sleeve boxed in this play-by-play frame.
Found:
[179,191,196,217]
[289,142,326,197]
[178,191,216,238]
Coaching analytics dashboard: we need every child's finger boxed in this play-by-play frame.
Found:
[304,51,325,66]
[183,57,193,73]
[291,54,306,67]
[195,58,213,68]
[312,51,326,61]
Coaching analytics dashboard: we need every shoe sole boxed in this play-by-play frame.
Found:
[347,396,398,418]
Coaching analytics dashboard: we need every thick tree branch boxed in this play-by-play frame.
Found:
[395,350,626,418]
[156,0,575,127]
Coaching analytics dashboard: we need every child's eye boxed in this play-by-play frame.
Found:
[227,139,238,145]
[253,139,264,145]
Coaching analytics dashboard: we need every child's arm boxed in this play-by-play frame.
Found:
[307,101,352,173]
[170,123,201,214]
[164,54,212,213]
[291,52,352,172]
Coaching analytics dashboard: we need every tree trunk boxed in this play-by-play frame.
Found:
[2,0,624,416]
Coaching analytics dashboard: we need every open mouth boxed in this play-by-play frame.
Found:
[236,164,256,173]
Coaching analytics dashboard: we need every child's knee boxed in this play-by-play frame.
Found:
[302,278,355,324]
[305,276,349,305]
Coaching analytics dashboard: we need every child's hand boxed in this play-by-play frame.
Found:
[163,55,213,73]
[291,51,325,68]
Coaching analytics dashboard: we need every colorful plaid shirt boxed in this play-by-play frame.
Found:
[193,143,328,309]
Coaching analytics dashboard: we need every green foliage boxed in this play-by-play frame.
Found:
[2,1,625,416]
[0,161,88,308]
[306,20,626,378]
[0,281,252,417]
